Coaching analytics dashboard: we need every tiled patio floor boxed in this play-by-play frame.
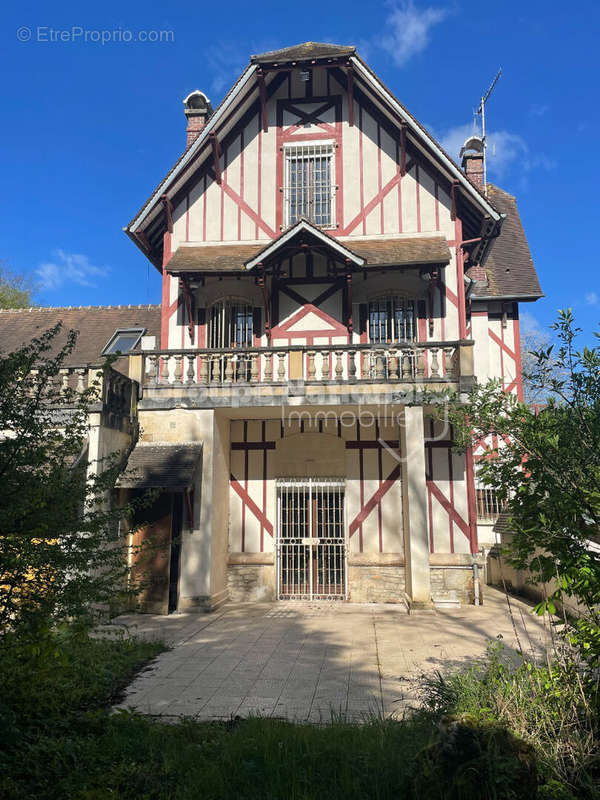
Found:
[110,587,548,723]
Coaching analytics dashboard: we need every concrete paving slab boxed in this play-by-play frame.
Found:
[110,588,548,722]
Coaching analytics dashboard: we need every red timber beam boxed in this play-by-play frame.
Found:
[257,266,271,342]
[346,270,353,335]
[160,195,174,233]
[399,121,407,176]
[257,68,268,132]
[181,276,195,344]
[209,131,222,184]
[346,62,354,127]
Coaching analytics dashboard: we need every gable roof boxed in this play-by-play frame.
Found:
[0,305,161,369]
[250,42,356,63]
[471,185,542,301]
[244,219,365,270]
[125,42,503,256]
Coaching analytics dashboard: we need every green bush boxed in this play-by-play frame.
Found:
[419,639,600,799]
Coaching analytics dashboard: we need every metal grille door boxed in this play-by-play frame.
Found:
[276,478,346,600]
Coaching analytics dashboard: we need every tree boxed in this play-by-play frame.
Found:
[0,325,142,636]
[450,310,600,665]
[520,315,566,405]
[0,263,35,309]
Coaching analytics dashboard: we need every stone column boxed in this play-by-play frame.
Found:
[400,406,431,606]
[178,409,230,611]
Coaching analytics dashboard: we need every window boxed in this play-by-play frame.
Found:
[475,483,504,522]
[208,300,253,349]
[284,142,334,228]
[208,299,254,381]
[368,296,416,343]
[102,328,145,355]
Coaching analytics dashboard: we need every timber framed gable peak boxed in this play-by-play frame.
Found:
[244,219,365,271]
[124,41,504,270]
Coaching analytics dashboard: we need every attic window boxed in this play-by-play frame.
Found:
[283,142,335,228]
[102,328,145,355]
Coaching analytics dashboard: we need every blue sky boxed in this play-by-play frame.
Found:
[2,0,598,344]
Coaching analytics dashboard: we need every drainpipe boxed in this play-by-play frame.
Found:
[473,563,480,606]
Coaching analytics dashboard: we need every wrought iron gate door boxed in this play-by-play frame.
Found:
[276,478,346,600]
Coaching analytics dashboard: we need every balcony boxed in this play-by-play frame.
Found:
[133,341,475,409]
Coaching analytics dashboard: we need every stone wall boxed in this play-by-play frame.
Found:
[347,565,406,604]
[430,567,475,604]
[227,564,276,602]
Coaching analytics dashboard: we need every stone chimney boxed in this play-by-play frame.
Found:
[459,135,484,191]
[183,90,213,148]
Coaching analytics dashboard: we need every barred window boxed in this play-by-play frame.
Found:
[284,142,334,228]
[368,296,416,343]
[476,485,504,522]
[208,299,253,349]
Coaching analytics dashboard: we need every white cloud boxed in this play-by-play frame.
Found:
[381,1,451,67]
[520,310,543,336]
[585,291,598,306]
[438,122,555,180]
[36,250,107,292]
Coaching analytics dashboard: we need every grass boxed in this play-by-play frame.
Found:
[0,629,596,799]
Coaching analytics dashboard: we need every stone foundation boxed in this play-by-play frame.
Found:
[430,568,476,604]
[347,565,406,603]
[227,564,276,602]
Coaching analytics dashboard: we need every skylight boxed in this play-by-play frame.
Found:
[102,328,145,355]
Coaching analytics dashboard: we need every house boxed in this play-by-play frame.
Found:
[3,42,542,614]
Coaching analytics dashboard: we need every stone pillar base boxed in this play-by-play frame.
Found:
[178,588,229,613]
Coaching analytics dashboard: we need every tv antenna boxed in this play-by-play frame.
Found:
[475,68,502,191]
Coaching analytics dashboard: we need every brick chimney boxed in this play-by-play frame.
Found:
[461,151,484,190]
[183,90,213,148]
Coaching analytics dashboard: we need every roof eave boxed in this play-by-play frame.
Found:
[471,293,544,302]
[127,63,258,234]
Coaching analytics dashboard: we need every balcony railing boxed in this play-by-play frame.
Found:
[139,341,473,389]
[32,365,137,424]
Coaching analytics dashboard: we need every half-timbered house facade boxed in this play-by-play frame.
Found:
[114,42,542,613]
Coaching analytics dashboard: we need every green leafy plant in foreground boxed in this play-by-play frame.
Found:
[449,310,600,666]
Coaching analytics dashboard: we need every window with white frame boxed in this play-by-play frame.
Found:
[368,296,416,343]
[284,142,335,228]
[101,328,145,355]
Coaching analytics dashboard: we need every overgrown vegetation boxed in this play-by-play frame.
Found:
[0,628,573,800]
[421,639,599,799]
[450,309,600,663]
[0,324,148,637]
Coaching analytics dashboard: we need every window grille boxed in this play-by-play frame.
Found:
[476,486,504,522]
[284,143,334,228]
[276,478,346,600]
[368,296,416,343]
[208,299,253,380]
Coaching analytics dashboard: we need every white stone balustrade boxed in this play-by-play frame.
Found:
[141,341,470,388]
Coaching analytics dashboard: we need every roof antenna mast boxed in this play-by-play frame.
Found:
[476,68,502,193]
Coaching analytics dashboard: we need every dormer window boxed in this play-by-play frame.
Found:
[284,142,335,228]
[102,328,145,355]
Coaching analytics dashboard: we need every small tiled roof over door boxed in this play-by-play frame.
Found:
[117,442,203,490]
